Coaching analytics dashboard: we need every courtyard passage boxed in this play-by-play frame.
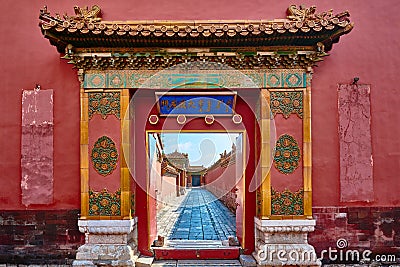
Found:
[157,188,236,241]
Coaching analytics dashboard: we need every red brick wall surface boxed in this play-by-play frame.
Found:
[310,207,400,262]
[0,210,83,264]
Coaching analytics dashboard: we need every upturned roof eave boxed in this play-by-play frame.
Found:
[39,5,353,54]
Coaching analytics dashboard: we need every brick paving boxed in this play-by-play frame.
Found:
[157,188,236,241]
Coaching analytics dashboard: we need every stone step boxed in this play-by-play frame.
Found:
[151,261,178,267]
[136,256,155,267]
[165,240,228,248]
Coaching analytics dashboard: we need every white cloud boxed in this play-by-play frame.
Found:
[178,141,192,151]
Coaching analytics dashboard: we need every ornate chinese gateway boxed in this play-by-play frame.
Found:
[40,4,352,266]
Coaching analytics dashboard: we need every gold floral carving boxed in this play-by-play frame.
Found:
[271,91,303,119]
[91,136,118,176]
[274,134,301,174]
[271,187,304,215]
[89,188,121,216]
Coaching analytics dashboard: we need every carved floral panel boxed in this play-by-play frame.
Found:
[89,188,121,216]
[91,136,118,176]
[270,91,303,119]
[271,187,304,215]
[88,92,120,120]
[273,134,301,174]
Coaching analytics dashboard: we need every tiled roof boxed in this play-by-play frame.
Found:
[187,166,206,173]
[39,5,353,53]
[166,150,188,159]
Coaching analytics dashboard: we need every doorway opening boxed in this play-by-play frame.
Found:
[147,132,245,250]
[191,175,201,187]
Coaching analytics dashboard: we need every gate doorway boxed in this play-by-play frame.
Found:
[147,132,244,258]
[132,88,259,258]
[191,176,201,187]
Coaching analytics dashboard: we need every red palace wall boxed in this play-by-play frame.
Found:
[204,161,238,213]
[157,175,177,210]
[1,0,400,263]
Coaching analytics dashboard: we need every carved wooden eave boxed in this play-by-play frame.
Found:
[39,5,353,70]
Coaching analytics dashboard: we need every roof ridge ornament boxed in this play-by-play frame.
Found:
[68,5,102,22]
[40,5,102,23]
[287,5,334,22]
[39,5,353,67]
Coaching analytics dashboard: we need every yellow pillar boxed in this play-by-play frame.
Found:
[259,89,272,218]
[80,89,89,218]
[258,84,312,219]
[80,88,132,219]
[120,89,131,219]
[303,74,313,218]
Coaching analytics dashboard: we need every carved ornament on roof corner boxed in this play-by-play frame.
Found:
[40,5,101,23]
[287,5,341,23]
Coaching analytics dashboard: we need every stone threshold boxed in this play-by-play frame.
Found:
[162,240,239,248]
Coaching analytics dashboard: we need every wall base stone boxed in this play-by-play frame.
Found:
[73,219,138,267]
[253,218,321,267]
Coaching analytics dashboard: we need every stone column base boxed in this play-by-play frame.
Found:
[73,218,138,266]
[253,217,321,267]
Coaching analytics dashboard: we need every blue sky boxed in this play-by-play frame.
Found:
[161,133,240,167]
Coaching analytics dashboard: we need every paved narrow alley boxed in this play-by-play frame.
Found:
[157,188,236,241]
